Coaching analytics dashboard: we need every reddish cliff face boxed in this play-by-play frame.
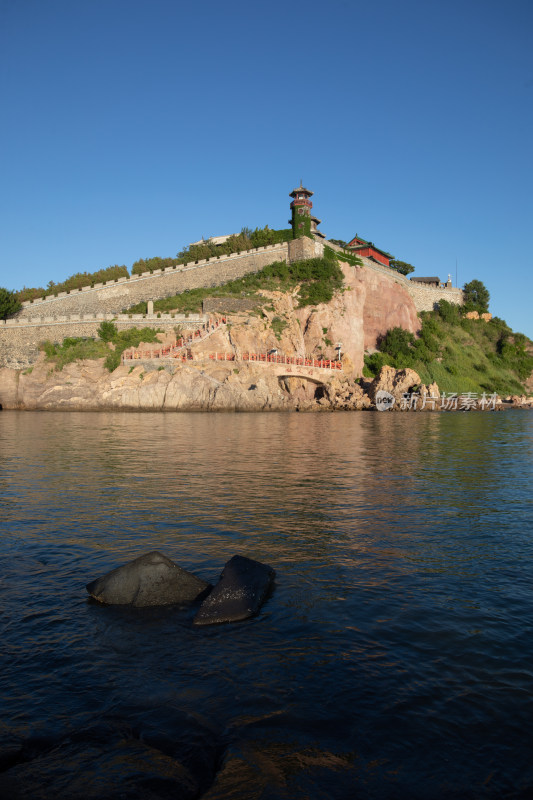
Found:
[353,264,420,351]
[293,262,420,375]
[206,261,420,377]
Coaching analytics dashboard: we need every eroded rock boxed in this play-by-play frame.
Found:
[368,365,422,405]
[86,551,210,607]
[193,555,275,626]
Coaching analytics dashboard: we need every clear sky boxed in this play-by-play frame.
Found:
[1,0,532,337]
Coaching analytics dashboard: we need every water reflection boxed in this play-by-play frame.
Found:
[0,410,532,797]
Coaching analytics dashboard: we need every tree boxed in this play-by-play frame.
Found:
[97,321,118,342]
[377,327,415,359]
[463,279,490,313]
[0,288,22,320]
[389,259,415,276]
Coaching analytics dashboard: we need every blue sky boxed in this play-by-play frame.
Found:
[1,0,532,336]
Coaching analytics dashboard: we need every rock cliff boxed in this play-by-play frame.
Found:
[0,260,423,412]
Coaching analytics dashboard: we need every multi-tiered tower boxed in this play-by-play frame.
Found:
[289,183,313,238]
[289,184,325,240]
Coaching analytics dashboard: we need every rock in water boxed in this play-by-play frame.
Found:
[86,551,210,607]
[193,555,275,626]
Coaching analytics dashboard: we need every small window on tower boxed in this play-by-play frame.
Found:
[298,208,304,215]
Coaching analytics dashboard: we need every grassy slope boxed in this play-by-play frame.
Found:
[412,323,526,394]
[365,313,532,396]
[127,253,345,316]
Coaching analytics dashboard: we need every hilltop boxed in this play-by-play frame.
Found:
[1,247,531,412]
[1,182,531,411]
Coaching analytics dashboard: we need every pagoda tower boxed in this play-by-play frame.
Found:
[289,183,313,238]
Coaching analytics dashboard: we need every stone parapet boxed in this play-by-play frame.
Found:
[0,316,207,369]
[405,282,463,312]
[18,243,289,320]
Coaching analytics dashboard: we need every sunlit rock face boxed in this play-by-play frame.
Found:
[0,260,423,413]
[368,365,422,404]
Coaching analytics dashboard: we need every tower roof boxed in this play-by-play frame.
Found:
[289,183,313,199]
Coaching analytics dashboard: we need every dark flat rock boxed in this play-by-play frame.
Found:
[193,555,275,626]
[86,551,210,607]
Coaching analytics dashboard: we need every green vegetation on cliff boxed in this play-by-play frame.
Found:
[127,254,346,315]
[41,323,162,372]
[16,265,129,303]
[131,227,293,275]
[364,300,532,395]
[389,259,415,276]
[0,288,22,319]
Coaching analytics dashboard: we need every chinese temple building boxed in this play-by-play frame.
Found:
[346,234,392,267]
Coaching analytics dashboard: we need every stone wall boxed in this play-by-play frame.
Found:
[18,243,290,320]
[1,234,463,368]
[0,313,206,369]
[288,237,324,261]
[405,281,463,312]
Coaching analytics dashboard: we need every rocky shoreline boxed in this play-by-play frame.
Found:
[1,263,531,413]
[1,359,531,413]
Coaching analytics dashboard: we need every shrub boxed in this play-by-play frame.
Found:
[378,327,415,360]
[363,352,389,377]
[437,299,461,324]
[0,288,22,319]
[104,351,121,372]
[97,321,118,342]
[389,259,415,276]
[16,265,129,302]
[271,317,288,339]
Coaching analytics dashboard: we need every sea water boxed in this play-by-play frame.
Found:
[0,410,532,798]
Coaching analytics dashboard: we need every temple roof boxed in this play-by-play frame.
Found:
[347,234,392,258]
[289,183,313,198]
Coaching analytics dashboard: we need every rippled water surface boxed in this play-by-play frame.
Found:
[1,410,532,799]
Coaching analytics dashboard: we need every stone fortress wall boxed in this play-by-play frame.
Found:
[0,236,462,368]
[0,314,207,369]
[16,242,290,320]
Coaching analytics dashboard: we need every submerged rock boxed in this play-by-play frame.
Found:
[0,721,200,800]
[193,555,275,626]
[86,551,210,607]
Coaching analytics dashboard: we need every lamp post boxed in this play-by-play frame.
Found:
[336,342,342,361]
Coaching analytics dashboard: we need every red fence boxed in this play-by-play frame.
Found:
[123,348,341,371]
[121,316,342,372]
[122,317,227,361]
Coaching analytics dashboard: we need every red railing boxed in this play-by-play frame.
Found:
[241,353,342,370]
[122,317,227,362]
[121,316,342,372]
